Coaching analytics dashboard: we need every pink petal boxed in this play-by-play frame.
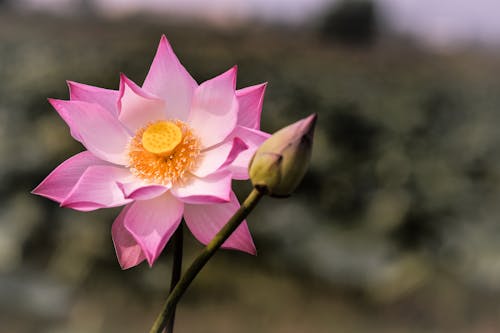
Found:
[61,165,132,211]
[226,126,271,180]
[123,193,184,266]
[219,137,249,170]
[32,151,108,203]
[188,67,239,148]
[236,83,267,129]
[112,205,147,269]
[117,179,169,201]
[48,98,83,142]
[67,81,119,116]
[170,171,232,204]
[184,191,256,255]
[118,74,166,133]
[50,99,130,165]
[142,35,197,121]
[191,137,248,178]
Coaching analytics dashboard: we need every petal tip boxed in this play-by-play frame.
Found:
[246,245,257,256]
[158,34,174,54]
[233,136,249,151]
[138,242,161,268]
[146,256,155,268]
[160,34,168,44]
[118,73,131,91]
[226,66,238,86]
[216,66,238,89]
[117,74,127,107]
[237,239,257,256]
[66,80,79,88]
[31,186,45,198]
[119,73,160,100]
[66,80,81,100]
[31,183,45,196]
[257,82,268,91]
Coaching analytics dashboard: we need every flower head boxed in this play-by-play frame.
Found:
[249,113,317,197]
[33,35,270,269]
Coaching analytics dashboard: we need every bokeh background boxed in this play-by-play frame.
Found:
[2,1,500,332]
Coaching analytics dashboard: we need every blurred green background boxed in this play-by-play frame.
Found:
[2,1,500,332]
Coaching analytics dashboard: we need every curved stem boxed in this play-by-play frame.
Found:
[149,188,264,333]
[165,223,183,333]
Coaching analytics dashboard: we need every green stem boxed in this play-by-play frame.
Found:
[165,223,183,333]
[149,188,264,333]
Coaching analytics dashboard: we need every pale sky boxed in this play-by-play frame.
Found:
[380,0,500,47]
[16,0,500,47]
[17,0,331,23]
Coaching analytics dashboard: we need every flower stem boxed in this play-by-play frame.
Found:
[165,223,183,333]
[149,188,264,333]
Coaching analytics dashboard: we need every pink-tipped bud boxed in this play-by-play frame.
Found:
[249,113,317,197]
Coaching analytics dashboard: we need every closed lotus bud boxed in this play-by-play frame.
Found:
[249,113,317,197]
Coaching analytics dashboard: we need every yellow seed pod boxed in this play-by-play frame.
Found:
[142,121,183,156]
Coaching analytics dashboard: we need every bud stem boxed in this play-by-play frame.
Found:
[149,188,265,333]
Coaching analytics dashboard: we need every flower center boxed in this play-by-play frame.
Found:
[142,121,182,156]
[128,120,201,186]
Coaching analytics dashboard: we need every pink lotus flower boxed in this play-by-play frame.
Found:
[33,35,270,269]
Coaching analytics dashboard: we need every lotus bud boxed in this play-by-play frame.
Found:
[249,113,317,197]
